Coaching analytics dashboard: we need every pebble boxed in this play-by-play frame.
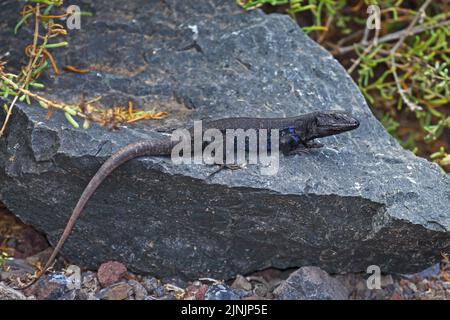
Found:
[142,276,159,294]
[58,290,77,300]
[231,274,252,291]
[407,282,418,292]
[185,283,209,300]
[205,284,240,300]
[161,276,186,289]
[23,274,68,300]
[97,261,127,287]
[153,285,166,298]
[380,275,394,287]
[253,283,268,297]
[128,279,148,300]
[97,282,132,300]
[233,288,253,299]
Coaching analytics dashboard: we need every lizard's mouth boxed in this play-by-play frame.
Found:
[318,120,359,131]
[314,116,360,137]
[324,120,359,130]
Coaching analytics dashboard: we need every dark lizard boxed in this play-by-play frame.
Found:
[29,110,359,285]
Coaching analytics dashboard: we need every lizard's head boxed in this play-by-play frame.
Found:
[296,111,360,142]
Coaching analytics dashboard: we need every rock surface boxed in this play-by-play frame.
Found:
[274,266,349,300]
[0,0,449,280]
[0,282,29,300]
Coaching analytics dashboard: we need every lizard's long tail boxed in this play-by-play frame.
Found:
[34,138,174,284]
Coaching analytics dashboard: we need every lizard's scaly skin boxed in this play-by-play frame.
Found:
[31,111,359,285]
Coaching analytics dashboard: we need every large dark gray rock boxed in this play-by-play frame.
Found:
[0,0,449,280]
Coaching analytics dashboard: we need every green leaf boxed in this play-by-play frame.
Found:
[14,12,32,35]
[64,112,79,128]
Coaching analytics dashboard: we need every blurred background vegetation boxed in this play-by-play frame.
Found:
[238,0,450,172]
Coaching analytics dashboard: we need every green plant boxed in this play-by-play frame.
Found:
[0,1,166,136]
[0,252,7,268]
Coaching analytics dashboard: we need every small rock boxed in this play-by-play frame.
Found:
[205,284,240,300]
[195,284,209,300]
[355,279,368,292]
[243,295,269,300]
[384,283,396,295]
[58,290,77,300]
[159,292,177,300]
[231,275,252,291]
[389,292,404,300]
[0,282,28,300]
[274,266,349,300]
[402,285,413,297]
[401,263,441,280]
[253,283,269,297]
[407,282,418,292]
[153,286,166,298]
[97,261,127,287]
[97,282,132,300]
[233,288,253,299]
[185,283,209,300]
[416,280,429,292]
[380,275,394,287]
[142,276,159,294]
[192,280,202,287]
[161,276,187,289]
[79,271,99,299]
[23,274,68,300]
[128,280,148,300]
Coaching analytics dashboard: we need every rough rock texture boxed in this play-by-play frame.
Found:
[205,284,241,300]
[0,0,449,279]
[97,261,128,287]
[274,266,349,300]
[0,282,29,300]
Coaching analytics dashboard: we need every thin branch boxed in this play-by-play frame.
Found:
[317,15,334,44]
[347,43,375,74]
[390,0,433,112]
[335,18,450,55]
[347,13,379,74]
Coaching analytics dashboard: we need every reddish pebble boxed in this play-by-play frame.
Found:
[195,284,209,300]
[97,261,127,287]
[389,292,404,300]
